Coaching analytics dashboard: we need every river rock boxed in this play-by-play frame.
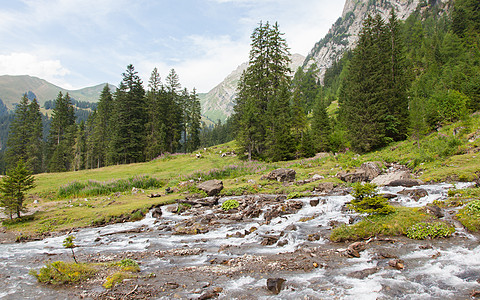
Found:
[426,205,444,218]
[266,278,286,295]
[315,182,335,193]
[348,267,380,279]
[338,162,382,183]
[371,171,413,186]
[348,241,367,252]
[261,235,279,246]
[388,259,405,270]
[151,207,163,218]
[262,168,296,182]
[310,199,320,207]
[197,180,223,196]
[198,287,223,300]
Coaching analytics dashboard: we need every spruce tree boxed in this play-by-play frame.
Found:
[185,89,202,153]
[145,68,167,160]
[165,69,183,153]
[233,21,293,161]
[25,98,44,173]
[5,94,30,170]
[109,64,146,164]
[47,92,76,172]
[90,85,113,167]
[0,160,35,219]
[311,95,331,153]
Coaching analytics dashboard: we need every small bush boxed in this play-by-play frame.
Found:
[348,183,395,215]
[103,272,130,289]
[286,192,312,199]
[221,199,240,211]
[406,222,455,240]
[29,261,96,284]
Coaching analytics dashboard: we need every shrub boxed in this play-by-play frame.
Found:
[348,183,395,215]
[29,261,96,284]
[406,222,455,240]
[103,272,130,289]
[221,199,240,211]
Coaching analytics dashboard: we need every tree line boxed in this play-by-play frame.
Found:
[5,65,202,173]
[233,0,480,161]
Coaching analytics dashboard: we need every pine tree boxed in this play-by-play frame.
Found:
[25,98,44,173]
[47,92,76,172]
[145,68,167,160]
[185,89,201,153]
[90,85,114,167]
[340,12,408,153]
[311,95,331,152]
[5,94,31,170]
[233,21,293,161]
[164,69,183,153]
[0,160,35,219]
[109,64,146,164]
[73,121,87,171]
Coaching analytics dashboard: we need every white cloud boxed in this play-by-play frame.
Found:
[0,52,71,87]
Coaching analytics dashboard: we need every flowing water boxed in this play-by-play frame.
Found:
[0,183,478,299]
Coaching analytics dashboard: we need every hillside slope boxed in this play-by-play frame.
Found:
[0,75,115,108]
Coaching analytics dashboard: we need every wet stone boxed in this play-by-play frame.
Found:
[266,278,286,295]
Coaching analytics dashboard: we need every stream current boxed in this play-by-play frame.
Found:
[0,183,479,299]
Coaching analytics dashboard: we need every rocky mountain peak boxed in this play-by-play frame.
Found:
[304,0,435,82]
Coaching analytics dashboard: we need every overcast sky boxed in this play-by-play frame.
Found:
[0,0,345,93]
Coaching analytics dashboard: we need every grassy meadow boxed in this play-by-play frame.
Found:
[3,114,480,238]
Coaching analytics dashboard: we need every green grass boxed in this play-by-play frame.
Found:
[5,114,480,237]
[456,199,480,232]
[330,207,430,242]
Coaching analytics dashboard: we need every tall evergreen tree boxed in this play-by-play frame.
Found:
[73,121,87,171]
[340,12,408,153]
[47,92,76,172]
[145,68,167,160]
[0,160,35,219]
[109,64,146,164]
[233,21,292,161]
[164,69,183,153]
[311,95,331,152]
[185,89,202,153]
[89,85,114,167]
[5,94,30,170]
[25,98,44,173]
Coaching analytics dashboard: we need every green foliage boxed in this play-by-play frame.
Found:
[63,235,76,249]
[221,199,240,211]
[406,222,455,239]
[330,207,428,242]
[58,175,164,198]
[232,21,293,161]
[29,261,96,285]
[0,160,35,219]
[103,272,130,289]
[457,200,480,232]
[286,192,312,199]
[348,183,395,215]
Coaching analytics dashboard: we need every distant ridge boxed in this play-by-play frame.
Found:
[0,75,116,109]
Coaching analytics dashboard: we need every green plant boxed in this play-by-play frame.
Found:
[29,261,96,284]
[457,199,480,232]
[103,272,130,289]
[63,235,78,263]
[221,199,240,211]
[286,191,312,199]
[348,183,395,215]
[406,222,455,240]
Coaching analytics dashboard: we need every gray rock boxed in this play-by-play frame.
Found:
[371,171,412,186]
[151,207,163,218]
[263,168,296,182]
[266,278,286,295]
[426,205,444,218]
[348,267,380,279]
[197,180,224,196]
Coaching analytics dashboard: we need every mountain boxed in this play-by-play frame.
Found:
[304,0,438,81]
[0,75,115,109]
[199,53,306,122]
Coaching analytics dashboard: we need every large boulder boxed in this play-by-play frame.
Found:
[371,171,422,187]
[197,180,223,196]
[338,162,382,183]
[263,168,296,182]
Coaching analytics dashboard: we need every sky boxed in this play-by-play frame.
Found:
[0,0,345,93]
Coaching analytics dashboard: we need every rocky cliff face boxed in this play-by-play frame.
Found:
[304,0,426,81]
[199,53,305,122]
